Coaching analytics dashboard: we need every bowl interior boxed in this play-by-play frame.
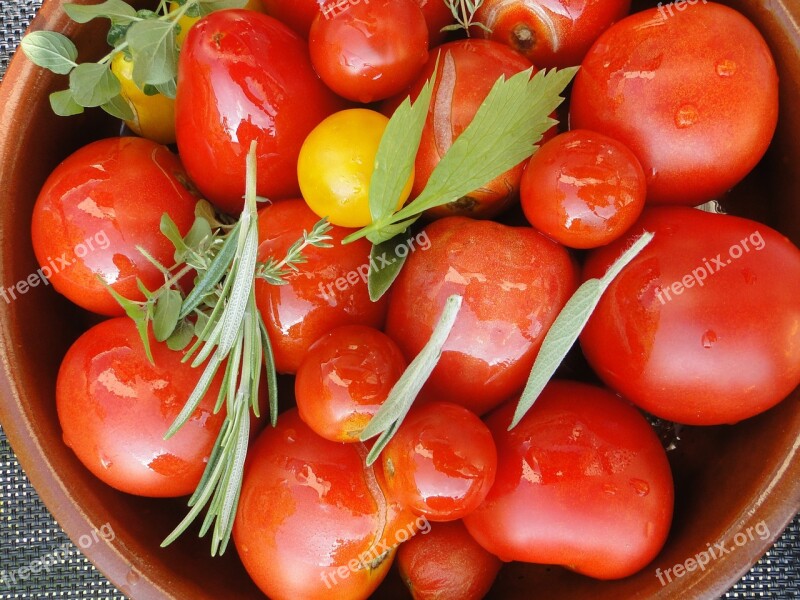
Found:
[0,0,798,598]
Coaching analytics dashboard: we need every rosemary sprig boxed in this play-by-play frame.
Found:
[441,0,491,35]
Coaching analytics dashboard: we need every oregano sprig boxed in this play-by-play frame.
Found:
[442,0,491,35]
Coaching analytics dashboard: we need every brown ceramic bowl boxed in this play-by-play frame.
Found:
[0,0,799,598]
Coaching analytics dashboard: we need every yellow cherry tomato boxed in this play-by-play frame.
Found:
[111,53,176,145]
[298,109,414,229]
[171,0,265,47]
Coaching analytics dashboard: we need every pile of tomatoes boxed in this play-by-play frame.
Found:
[28,0,800,598]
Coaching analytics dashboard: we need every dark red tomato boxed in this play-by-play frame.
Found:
[474,0,630,68]
[30,137,197,316]
[295,325,407,443]
[464,380,674,580]
[394,40,535,219]
[255,199,388,374]
[309,0,429,103]
[397,520,502,600]
[233,408,421,600]
[386,217,578,415]
[382,402,497,521]
[416,0,454,45]
[581,207,800,425]
[570,3,778,205]
[520,129,646,249]
[260,0,324,36]
[56,318,225,497]
[176,10,343,215]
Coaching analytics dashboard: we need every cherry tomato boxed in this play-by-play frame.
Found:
[111,53,176,144]
[396,40,535,219]
[56,318,226,497]
[382,402,497,521]
[385,217,578,415]
[464,380,674,580]
[581,207,800,425]
[176,10,343,215]
[416,0,455,45]
[255,199,388,374]
[309,0,429,103]
[520,129,646,249]
[570,3,778,205]
[474,0,631,68]
[298,109,414,228]
[30,137,197,316]
[233,408,420,600]
[259,0,325,37]
[397,520,502,600]
[171,0,265,47]
[295,325,407,443]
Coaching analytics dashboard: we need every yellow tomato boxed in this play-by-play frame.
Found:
[111,53,176,145]
[171,0,265,47]
[298,109,414,229]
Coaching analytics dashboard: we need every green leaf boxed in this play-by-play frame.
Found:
[63,0,137,25]
[100,93,135,121]
[185,217,213,252]
[69,62,120,107]
[360,294,463,465]
[369,68,436,223]
[126,19,178,87]
[20,31,78,75]
[160,213,190,259]
[101,280,153,363]
[179,223,240,319]
[509,231,655,430]
[107,23,129,47]
[367,231,410,302]
[153,288,183,342]
[197,0,249,16]
[167,318,195,351]
[49,89,84,116]
[155,78,177,99]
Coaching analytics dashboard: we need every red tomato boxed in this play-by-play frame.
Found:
[382,402,497,521]
[176,10,343,215]
[260,0,324,36]
[474,0,631,68]
[570,3,778,205]
[416,0,455,45]
[394,40,535,219]
[464,380,674,580]
[56,318,226,497]
[309,0,429,103]
[295,325,407,443]
[520,129,646,249]
[233,408,421,600]
[581,207,800,425]
[30,137,197,316]
[398,520,501,600]
[385,217,578,415]
[255,200,388,374]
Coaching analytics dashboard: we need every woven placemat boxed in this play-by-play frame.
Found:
[0,0,798,598]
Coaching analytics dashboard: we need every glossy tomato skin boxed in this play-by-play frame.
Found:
[309,0,429,103]
[385,217,578,415]
[31,137,197,316]
[417,0,455,45]
[382,402,497,521]
[260,0,324,37]
[255,200,388,374]
[56,318,226,497]
[581,207,800,425]
[176,10,343,215]
[570,3,778,205]
[464,381,674,580]
[295,325,407,443]
[520,129,646,249]
[233,408,421,600]
[397,40,535,219]
[474,0,630,68]
[397,520,502,600]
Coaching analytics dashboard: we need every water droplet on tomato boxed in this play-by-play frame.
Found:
[716,59,738,77]
[702,330,718,348]
[602,483,617,495]
[675,104,699,128]
[629,478,650,497]
[100,454,113,469]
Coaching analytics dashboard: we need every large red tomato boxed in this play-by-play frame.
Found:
[176,10,343,215]
[385,217,578,415]
[260,0,324,36]
[464,381,674,580]
[570,3,778,205]
[581,207,800,425]
[56,318,226,497]
[30,137,197,316]
[255,200,388,374]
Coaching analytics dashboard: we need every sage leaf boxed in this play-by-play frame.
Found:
[367,231,410,302]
